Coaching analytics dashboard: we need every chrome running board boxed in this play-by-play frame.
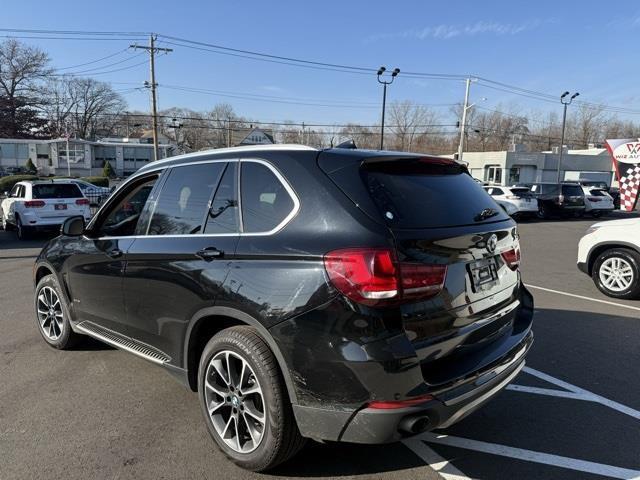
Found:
[76,321,170,365]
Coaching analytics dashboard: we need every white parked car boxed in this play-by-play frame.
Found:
[581,186,614,217]
[1,181,91,240]
[577,217,640,299]
[483,186,538,218]
[52,178,111,206]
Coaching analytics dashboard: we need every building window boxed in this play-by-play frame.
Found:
[58,143,85,165]
[509,167,521,185]
[485,165,502,184]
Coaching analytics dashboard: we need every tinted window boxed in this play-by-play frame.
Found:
[149,163,224,235]
[562,184,583,196]
[32,184,82,199]
[241,162,294,233]
[490,188,504,195]
[204,163,239,234]
[363,160,509,228]
[589,189,606,197]
[101,178,157,237]
[510,187,530,195]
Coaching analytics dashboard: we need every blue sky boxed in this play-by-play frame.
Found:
[3,0,640,125]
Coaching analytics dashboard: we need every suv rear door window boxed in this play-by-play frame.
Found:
[363,160,509,228]
[149,163,224,235]
[240,162,295,233]
[32,184,82,199]
[204,162,239,234]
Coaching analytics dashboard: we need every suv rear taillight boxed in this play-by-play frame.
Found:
[323,248,447,306]
[501,248,521,271]
[24,200,45,208]
[75,198,90,205]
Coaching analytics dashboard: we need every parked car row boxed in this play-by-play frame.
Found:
[482,181,616,220]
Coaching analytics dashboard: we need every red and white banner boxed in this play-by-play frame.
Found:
[605,138,640,211]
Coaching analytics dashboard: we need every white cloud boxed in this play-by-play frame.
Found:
[367,19,553,42]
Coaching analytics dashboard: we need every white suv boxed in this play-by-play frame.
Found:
[577,217,640,299]
[1,181,91,240]
[581,185,614,217]
[483,186,538,218]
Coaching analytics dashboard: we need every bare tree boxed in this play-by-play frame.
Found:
[44,76,126,139]
[0,38,51,137]
[388,101,440,152]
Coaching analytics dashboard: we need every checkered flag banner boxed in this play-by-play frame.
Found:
[605,138,640,211]
[619,165,640,212]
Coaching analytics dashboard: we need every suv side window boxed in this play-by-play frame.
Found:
[490,187,504,195]
[148,163,225,236]
[204,162,239,234]
[240,161,295,233]
[10,184,20,197]
[99,176,158,237]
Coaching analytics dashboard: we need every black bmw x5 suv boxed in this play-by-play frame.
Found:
[34,145,533,471]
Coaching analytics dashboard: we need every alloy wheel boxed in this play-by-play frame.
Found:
[36,286,64,340]
[204,350,266,454]
[599,257,634,292]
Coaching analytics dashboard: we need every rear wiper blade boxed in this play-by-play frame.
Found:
[474,208,499,222]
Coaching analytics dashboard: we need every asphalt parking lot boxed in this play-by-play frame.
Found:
[1,214,639,480]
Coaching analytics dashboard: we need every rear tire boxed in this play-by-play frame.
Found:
[34,274,84,349]
[592,248,640,299]
[198,326,305,472]
[15,215,30,240]
[591,211,602,218]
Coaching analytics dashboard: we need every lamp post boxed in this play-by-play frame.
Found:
[377,66,400,150]
[556,91,579,183]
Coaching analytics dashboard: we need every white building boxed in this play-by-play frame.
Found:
[457,144,616,187]
[0,137,177,177]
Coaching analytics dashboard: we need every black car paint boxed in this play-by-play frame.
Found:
[35,147,533,443]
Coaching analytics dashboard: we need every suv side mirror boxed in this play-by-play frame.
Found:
[61,216,85,236]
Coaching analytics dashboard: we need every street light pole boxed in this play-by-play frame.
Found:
[556,91,580,183]
[377,66,400,150]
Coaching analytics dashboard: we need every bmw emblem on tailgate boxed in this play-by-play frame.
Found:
[487,234,498,253]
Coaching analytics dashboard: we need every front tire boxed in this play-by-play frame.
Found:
[537,203,549,219]
[592,248,640,299]
[34,275,84,349]
[198,326,305,472]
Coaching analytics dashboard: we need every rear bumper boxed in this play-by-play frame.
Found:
[277,284,535,443]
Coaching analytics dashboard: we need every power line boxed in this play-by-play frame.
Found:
[55,48,130,70]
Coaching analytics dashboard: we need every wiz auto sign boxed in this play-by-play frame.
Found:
[606,138,640,211]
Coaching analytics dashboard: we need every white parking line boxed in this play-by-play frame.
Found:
[405,366,640,479]
[522,367,640,421]
[402,438,471,480]
[506,384,589,401]
[526,284,640,312]
[418,433,640,480]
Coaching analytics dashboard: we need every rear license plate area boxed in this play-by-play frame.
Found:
[468,257,499,291]
[54,204,67,210]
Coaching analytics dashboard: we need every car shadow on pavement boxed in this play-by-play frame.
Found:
[269,440,424,477]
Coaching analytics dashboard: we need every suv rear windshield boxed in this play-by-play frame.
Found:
[32,184,83,199]
[562,184,583,196]
[362,159,509,229]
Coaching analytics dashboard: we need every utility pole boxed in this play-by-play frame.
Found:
[65,121,71,177]
[131,35,172,161]
[227,117,232,147]
[556,91,580,183]
[457,78,472,163]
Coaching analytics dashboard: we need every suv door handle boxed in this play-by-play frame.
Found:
[196,247,223,261]
[106,248,123,258]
